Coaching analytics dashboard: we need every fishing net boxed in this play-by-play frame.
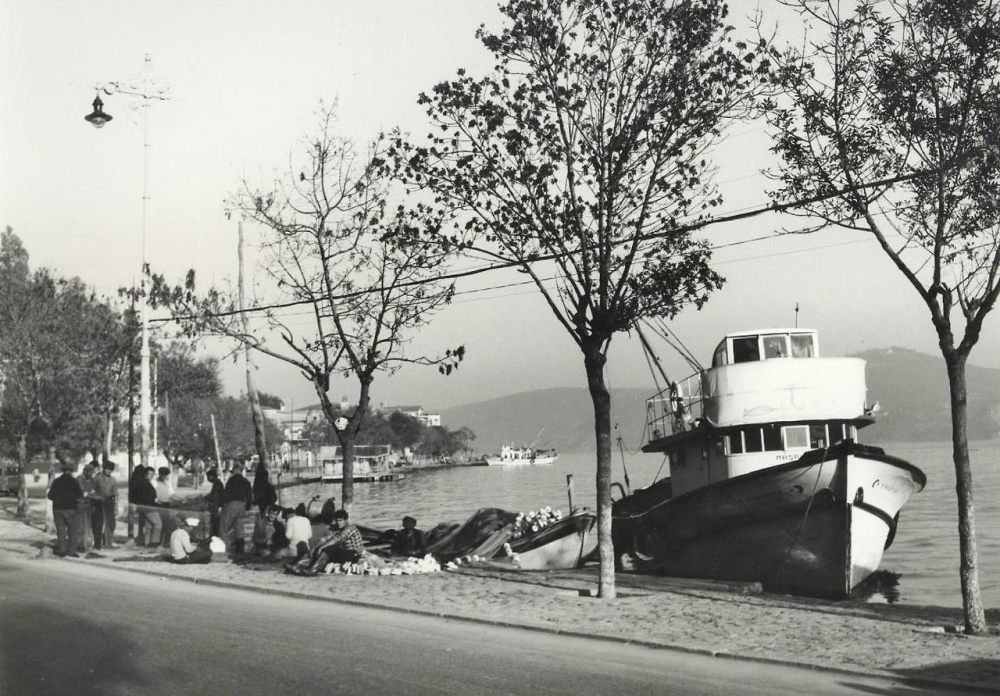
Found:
[424,507,518,562]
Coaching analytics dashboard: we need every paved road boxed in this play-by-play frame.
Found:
[0,553,954,695]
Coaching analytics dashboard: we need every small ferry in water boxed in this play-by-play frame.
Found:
[612,328,926,598]
[484,444,559,466]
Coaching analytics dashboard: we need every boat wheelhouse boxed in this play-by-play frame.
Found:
[612,328,925,598]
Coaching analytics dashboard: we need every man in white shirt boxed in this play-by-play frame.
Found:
[155,467,175,505]
[284,508,312,559]
[170,517,212,564]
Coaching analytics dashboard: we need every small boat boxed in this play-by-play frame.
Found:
[484,444,558,466]
[317,445,403,482]
[503,509,597,570]
[612,328,926,598]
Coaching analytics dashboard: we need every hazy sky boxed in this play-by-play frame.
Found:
[3,1,997,415]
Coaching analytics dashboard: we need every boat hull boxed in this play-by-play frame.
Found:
[506,511,597,570]
[612,442,925,598]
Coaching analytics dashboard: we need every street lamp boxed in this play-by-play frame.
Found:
[86,55,170,485]
[84,95,112,128]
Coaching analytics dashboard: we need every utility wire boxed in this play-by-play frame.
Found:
[154,167,938,324]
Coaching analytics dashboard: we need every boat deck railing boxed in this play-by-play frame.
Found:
[646,371,705,442]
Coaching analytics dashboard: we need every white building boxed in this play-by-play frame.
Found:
[380,404,441,427]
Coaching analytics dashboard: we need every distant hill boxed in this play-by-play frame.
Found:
[858,347,1000,443]
[441,349,1000,453]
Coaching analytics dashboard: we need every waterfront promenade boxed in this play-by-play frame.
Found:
[0,497,997,693]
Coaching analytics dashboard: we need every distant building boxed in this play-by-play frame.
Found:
[380,404,441,427]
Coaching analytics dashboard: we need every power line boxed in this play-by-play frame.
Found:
[153,167,937,324]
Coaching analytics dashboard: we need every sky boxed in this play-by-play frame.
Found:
[3,1,998,415]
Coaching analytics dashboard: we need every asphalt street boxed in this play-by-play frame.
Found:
[0,553,959,695]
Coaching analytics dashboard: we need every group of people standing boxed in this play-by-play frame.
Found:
[128,464,177,547]
[47,460,119,556]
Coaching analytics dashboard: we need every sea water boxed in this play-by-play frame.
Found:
[276,440,999,608]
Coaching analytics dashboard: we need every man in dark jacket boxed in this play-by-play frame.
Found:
[47,463,83,557]
[204,468,225,536]
[220,464,253,554]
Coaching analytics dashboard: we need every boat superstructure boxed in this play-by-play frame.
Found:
[612,328,925,598]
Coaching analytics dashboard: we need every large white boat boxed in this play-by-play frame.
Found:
[612,328,926,598]
[484,444,558,466]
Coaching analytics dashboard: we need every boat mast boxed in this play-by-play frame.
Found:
[636,323,673,388]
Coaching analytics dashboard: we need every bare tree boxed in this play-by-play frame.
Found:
[768,0,1000,634]
[151,106,462,511]
[398,0,772,597]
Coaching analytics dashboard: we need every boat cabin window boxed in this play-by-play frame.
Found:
[724,331,818,365]
[791,334,815,358]
[763,424,783,451]
[712,342,728,367]
[727,426,784,454]
[783,425,810,449]
[810,425,827,448]
[731,337,760,364]
[762,334,788,359]
[725,432,743,455]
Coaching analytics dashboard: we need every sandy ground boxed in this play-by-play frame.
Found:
[2,496,997,692]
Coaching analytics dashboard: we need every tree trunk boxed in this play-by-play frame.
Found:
[338,429,355,515]
[104,408,115,463]
[246,367,269,474]
[238,217,269,475]
[944,352,987,634]
[16,433,28,518]
[583,340,616,599]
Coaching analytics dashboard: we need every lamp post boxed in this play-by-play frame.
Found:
[85,54,170,484]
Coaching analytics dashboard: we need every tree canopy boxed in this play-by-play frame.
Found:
[768,0,1000,634]
[398,0,772,597]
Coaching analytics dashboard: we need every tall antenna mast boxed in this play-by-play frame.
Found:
[795,302,800,328]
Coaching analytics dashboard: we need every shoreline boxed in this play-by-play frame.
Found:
[1,498,997,692]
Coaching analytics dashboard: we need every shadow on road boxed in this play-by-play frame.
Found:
[0,602,182,695]
[837,657,1000,694]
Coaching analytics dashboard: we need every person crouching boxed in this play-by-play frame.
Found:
[286,509,363,575]
[170,516,212,564]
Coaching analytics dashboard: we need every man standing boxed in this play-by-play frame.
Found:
[94,461,118,548]
[47,463,83,557]
[203,468,225,537]
[154,466,174,505]
[220,464,253,554]
[76,463,103,552]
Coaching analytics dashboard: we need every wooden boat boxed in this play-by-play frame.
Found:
[501,509,597,570]
[612,328,926,598]
[484,445,558,466]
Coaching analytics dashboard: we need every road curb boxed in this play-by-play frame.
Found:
[4,546,994,695]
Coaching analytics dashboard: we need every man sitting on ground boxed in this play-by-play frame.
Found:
[391,515,427,558]
[283,506,312,560]
[287,509,363,575]
[170,516,212,564]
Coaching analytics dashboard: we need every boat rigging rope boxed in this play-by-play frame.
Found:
[772,450,827,581]
[645,318,703,373]
[614,422,632,494]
